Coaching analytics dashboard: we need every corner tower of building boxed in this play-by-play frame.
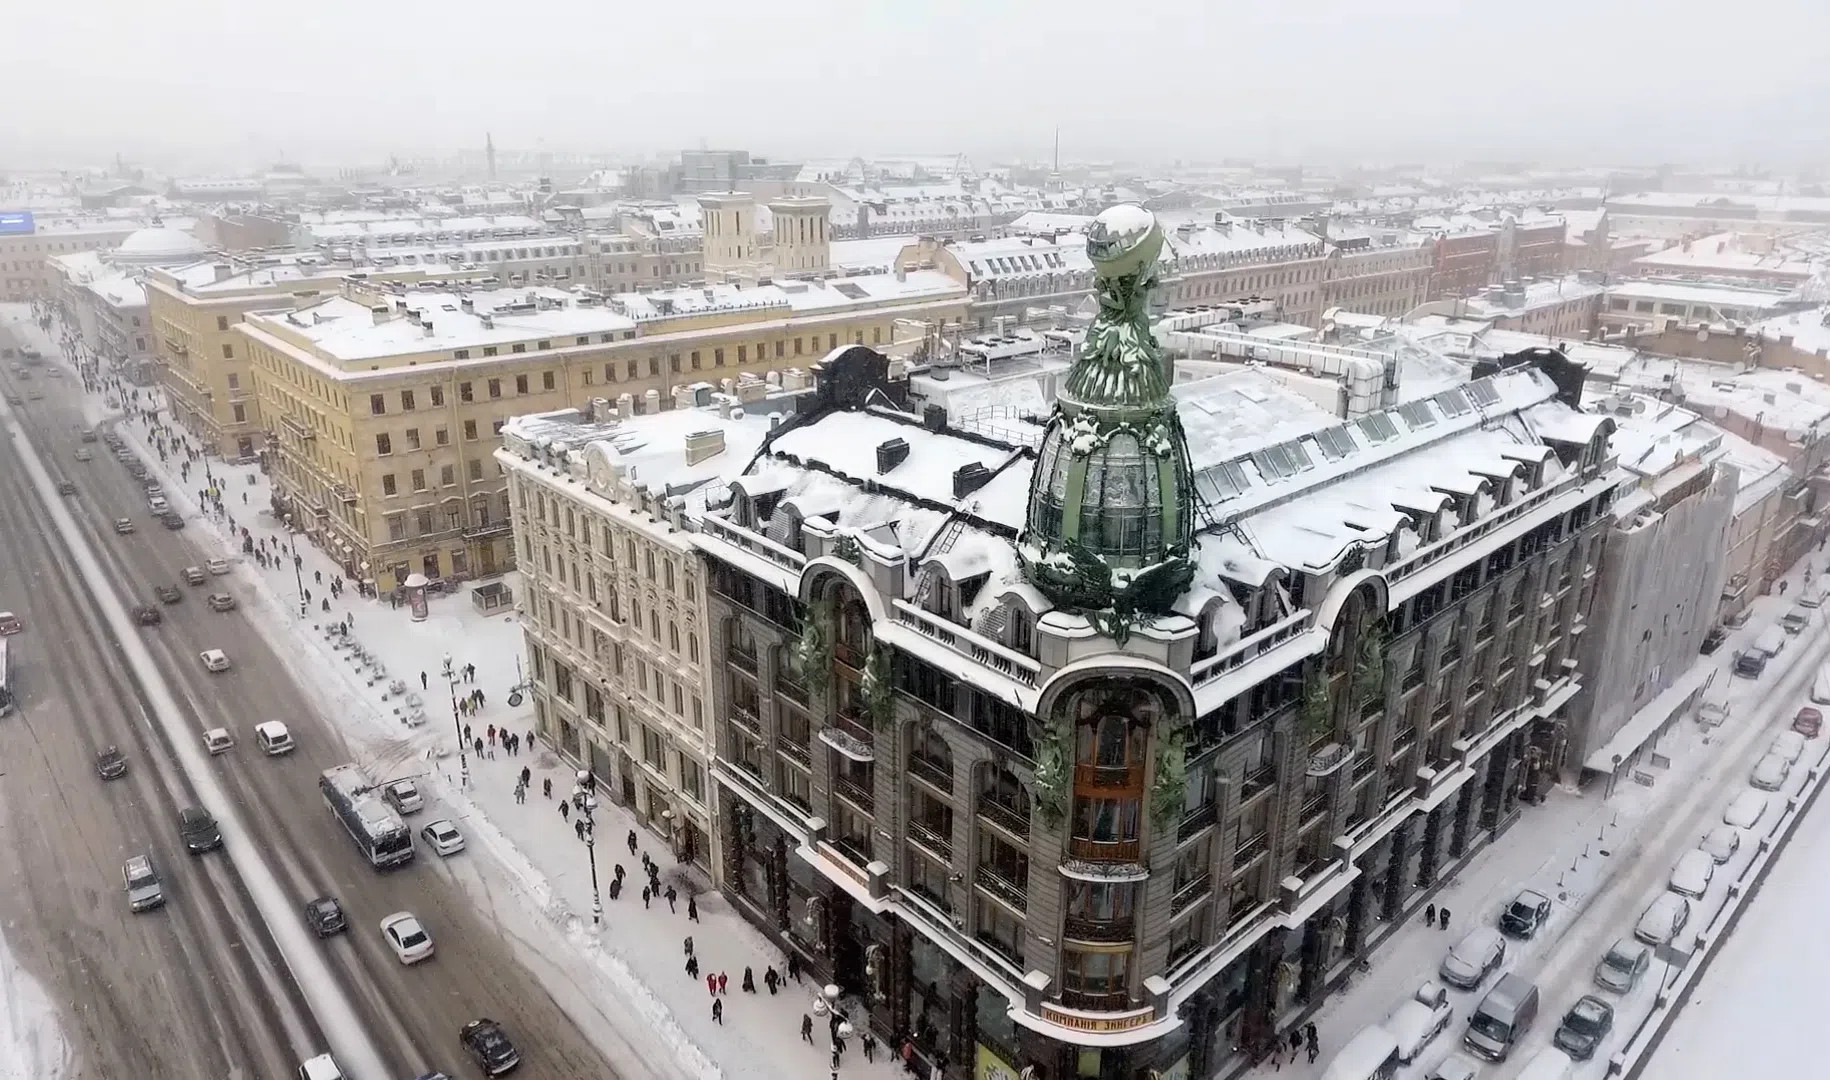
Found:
[1020,204,1196,631]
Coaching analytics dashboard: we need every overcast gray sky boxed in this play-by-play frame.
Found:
[10,0,1829,171]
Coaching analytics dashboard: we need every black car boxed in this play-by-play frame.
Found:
[178,807,222,853]
[1499,889,1553,938]
[95,746,128,780]
[1700,626,1727,655]
[161,511,185,529]
[155,585,182,605]
[1553,994,1615,1060]
[304,896,347,937]
[133,605,162,626]
[459,1019,521,1076]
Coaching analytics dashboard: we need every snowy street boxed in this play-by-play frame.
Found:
[1232,567,1830,1080]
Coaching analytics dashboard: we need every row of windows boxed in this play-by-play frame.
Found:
[379,454,498,497]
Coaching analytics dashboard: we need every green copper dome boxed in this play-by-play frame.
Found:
[1020,205,1195,631]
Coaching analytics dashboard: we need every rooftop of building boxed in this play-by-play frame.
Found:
[1631,232,1820,278]
[249,285,637,364]
[1749,305,1830,356]
[607,268,962,321]
[302,214,548,243]
[830,234,920,273]
[1600,350,1830,435]
[1454,277,1604,318]
[49,250,147,309]
[1604,278,1799,309]
[150,250,496,298]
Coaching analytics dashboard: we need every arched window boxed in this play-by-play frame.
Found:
[978,764,1030,835]
[910,725,953,792]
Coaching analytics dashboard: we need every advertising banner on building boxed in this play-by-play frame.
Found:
[0,211,36,235]
[975,1043,1020,1080]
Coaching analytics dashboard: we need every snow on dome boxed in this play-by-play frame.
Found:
[114,226,207,263]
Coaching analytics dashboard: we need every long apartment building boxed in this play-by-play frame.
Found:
[682,208,1614,1080]
[236,268,968,592]
[0,215,146,302]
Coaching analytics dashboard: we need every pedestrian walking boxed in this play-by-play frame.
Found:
[664,885,678,913]
[706,974,717,997]
[1425,903,1437,928]
[487,724,496,745]
[614,863,626,883]
[628,830,638,856]
[711,998,723,1025]
[641,886,651,908]
[742,967,755,993]
[608,878,622,901]
[687,895,699,922]
[474,736,484,758]
[1305,1038,1319,1064]
[560,801,570,822]
[515,783,525,804]
[684,953,696,978]
[1438,907,1451,931]
[465,724,474,745]
[764,967,779,995]
[788,952,802,983]
[543,777,552,799]
[717,972,728,995]
[575,819,586,841]
[801,1014,815,1044]
[520,766,531,788]
[684,936,695,958]
[862,1031,877,1062]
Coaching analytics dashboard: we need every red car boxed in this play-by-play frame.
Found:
[1795,707,1823,738]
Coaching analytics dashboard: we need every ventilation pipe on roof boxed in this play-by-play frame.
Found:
[370,305,390,326]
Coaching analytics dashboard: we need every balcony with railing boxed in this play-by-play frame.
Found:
[1300,790,1330,823]
[1172,872,1212,916]
[1178,801,1218,842]
[1058,989,1133,1012]
[975,865,1029,911]
[776,736,810,768]
[910,752,953,793]
[728,642,758,674]
[978,795,1030,839]
[1062,915,1137,944]
[834,773,875,813]
[729,706,762,738]
[908,818,952,859]
[777,673,808,706]
[833,639,865,670]
[1069,836,1142,863]
[1074,763,1144,791]
[1240,764,1276,800]
[1234,831,1268,865]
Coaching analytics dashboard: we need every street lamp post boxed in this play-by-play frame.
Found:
[441,655,470,788]
[572,769,603,926]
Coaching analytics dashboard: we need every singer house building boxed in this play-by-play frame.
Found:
[694,205,1615,1079]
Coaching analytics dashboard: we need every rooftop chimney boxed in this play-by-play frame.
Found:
[370,304,389,326]
[952,462,992,499]
[683,428,726,466]
[875,437,910,473]
[212,262,232,283]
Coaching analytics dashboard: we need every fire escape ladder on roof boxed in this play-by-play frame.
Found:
[913,509,973,609]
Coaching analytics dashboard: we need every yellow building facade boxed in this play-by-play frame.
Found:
[238,272,967,592]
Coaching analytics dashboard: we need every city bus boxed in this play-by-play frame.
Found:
[0,637,12,717]
[319,764,414,868]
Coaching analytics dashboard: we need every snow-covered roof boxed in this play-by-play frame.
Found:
[769,409,1020,512]
[829,234,920,273]
[500,401,778,510]
[1605,279,1796,310]
[610,269,962,321]
[252,286,637,364]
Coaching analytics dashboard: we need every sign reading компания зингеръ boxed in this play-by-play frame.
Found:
[0,211,35,236]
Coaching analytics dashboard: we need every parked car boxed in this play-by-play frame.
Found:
[1499,889,1553,939]
[304,896,347,937]
[298,1053,346,1080]
[1794,707,1823,738]
[207,592,237,612]
[178,807,223,853]
[1667,849,1715,898]
[1783,603,1813,634]
[1751,752,1791,791]
[384,779,425,814]
[1424,1055,1481,1080]
[1439,927,1507,990]
[95,745,128,780]
[200,649,232,673]
[459,1019,521,1076]
[422,820,466,857]
[1724,790,1770,828]
[1812,664,1830,705]
[1387,981,1455,1063]
[381,911,435,964]
[123,854,165,912]
[203,728,235,755]
[1594,938,1651,994]
[1700,825,1742,864]
[1700,626,1727,654]
[1634,894,1691,946]
[1696,696,1731,728]
[1552,995,1615,1061]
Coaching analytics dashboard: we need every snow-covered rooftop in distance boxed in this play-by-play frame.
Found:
[1163,220,1324,261]
[1004,211,1094,236]
[303,214,546,243]
[1604,352,1830,435]
[829,234,918,273]
[1605,279,1798,309]
[768,408,1021,511]
[610,269,962,320]
[1456,277,1604,317]
[1173,368,1340,470]
[256,287,637,363]
[1749,305,1830,355]
[948,233,1095,280]
[50,250,147,308]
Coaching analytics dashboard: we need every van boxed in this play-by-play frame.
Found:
[1464,973,1539,1061]
[1321,1024,1401,1080]
[1515,1046,1575,1080]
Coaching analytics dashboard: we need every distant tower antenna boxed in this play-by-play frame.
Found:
[486,132,497,181]
[1053,127,1060,173]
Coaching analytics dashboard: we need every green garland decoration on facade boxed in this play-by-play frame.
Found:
[832,533,861,565]
[859,644,894,729]
[1353,620,1388,711]
[1030,720,1070,826]
[1301,666,1333,744]
[1149,725,1189,824]
[792,595,834,693]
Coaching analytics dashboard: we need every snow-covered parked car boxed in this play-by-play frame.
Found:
[1751,752,1791,791]
[1439,927,1507,990]
[1320,1025,1400,1080]
[1387,981,1454,1063]
[1635,894,1691,946]
[1667,849,1714,898]
[1724,790,1769,828]
[1700,825,1741,864]
[1770,730,1807,763]
[1593,938,1651,994]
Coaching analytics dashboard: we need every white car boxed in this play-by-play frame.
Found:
[1425,1055,1481,1080]
[206,558,230,576]
[202,728,235,755]
[379,911,434,964]
[1751,752,1791,791]
[383,779,424,814]
[1667,849,1715,898]
[1386,980,1454,1063]
[1700,825,1742,864]
[1769,731,1807,764]
[1438,927,1507,990]
[1724,789,1769,828]
[254,720,295,756]
[1635,893,1691,946]
[200,648,231,673]
[1811,664,1830,705]
[421,819,465,856]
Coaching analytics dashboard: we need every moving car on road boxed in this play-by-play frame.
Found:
[298,1053,347,1080]
[132,605,162,626]
[254,721,294,755]
[155,585,182,604]
[200,649,231,672]
[304,897,347,937]
[55,479,75,495]
[0,611,19,635]
[162,510,184,529]
[124,855,164,912]
[73,447,91,461]
[113,517,134,534]
[384,779,425,815]
[422,819,466,856]
[178,807,223,853]
[459,1019,521,1076]
[203,728,235,755]
[381,911,435,965]
[207,558,229,576]
[95,745,128,780]
[207,591,237,611]
[182,565,207,585]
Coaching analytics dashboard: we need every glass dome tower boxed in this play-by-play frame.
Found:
[1020,205,1196,627]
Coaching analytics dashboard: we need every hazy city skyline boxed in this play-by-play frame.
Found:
[10,0,1830,172]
